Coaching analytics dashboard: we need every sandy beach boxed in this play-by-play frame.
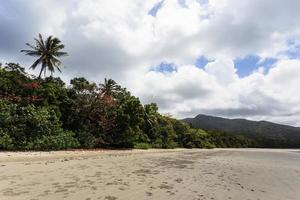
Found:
[0,148,299,200]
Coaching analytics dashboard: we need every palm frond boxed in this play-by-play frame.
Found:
[47,61,55,72]
[34,38,45,51]
[51,57,62,67]
[30,58,41,70]
[51,38,61,46]
[45,36,53,49]
[20,50,41,57]
[52,44,66,52]
[56,66,62,73]
[38,34,45,47]
[53,51,68,57]
[21,43,39,51]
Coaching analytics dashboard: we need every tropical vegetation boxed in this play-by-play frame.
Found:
[0,35,256,150]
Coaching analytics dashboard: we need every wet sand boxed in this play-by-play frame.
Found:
[0,148,299,200]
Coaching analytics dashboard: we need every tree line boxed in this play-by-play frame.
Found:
[0,34,255,150]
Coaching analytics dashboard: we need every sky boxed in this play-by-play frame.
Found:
[1,0,300,126]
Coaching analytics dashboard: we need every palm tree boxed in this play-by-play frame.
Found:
[21,34,68,78]
[144,103,158,126]
[99,78,118,97]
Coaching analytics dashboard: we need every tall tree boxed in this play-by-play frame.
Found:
[21,34,68,78]
[99,78,118,97]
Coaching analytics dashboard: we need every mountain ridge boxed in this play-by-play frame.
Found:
[185,114,300,128]
[182,114,300,147]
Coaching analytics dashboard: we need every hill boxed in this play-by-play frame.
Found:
[183,114,300,147]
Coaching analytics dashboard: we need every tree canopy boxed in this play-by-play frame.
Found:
[0,63,256,150]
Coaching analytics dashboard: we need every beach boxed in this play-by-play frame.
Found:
[0,148,299,200]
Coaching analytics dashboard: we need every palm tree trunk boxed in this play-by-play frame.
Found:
[38,67,43,78]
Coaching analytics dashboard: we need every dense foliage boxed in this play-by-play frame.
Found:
[0,63,255,150]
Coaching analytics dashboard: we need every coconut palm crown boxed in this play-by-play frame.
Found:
[21,34,68,78]
[99,78,119,97]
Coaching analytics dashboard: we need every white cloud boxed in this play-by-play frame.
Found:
[1,0,300,126]
[130,58,300,126]
[204,58,238,85]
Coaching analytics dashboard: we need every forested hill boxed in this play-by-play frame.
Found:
[183,114,300,147]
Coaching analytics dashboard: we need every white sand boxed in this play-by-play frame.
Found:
[0,148,299,200]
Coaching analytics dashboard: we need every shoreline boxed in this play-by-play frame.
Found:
[0,148,299,163]
[0,148,197,163]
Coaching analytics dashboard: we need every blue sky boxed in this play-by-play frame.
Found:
[234,56,277,77]
[150,62,177,73]
[148,0,164,17]
[154,55,278,78]
[195,56,212,69]
[286,40,300,59]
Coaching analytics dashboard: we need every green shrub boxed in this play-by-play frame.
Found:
[0,100,78,150]
[0,129,14,150]
[134,142,151,149]
[25,131,79,150]
[202,142,216,149]
[163,141,178,149]
[76,130,97,148]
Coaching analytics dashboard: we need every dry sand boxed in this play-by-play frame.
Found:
[0,148,299,200]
